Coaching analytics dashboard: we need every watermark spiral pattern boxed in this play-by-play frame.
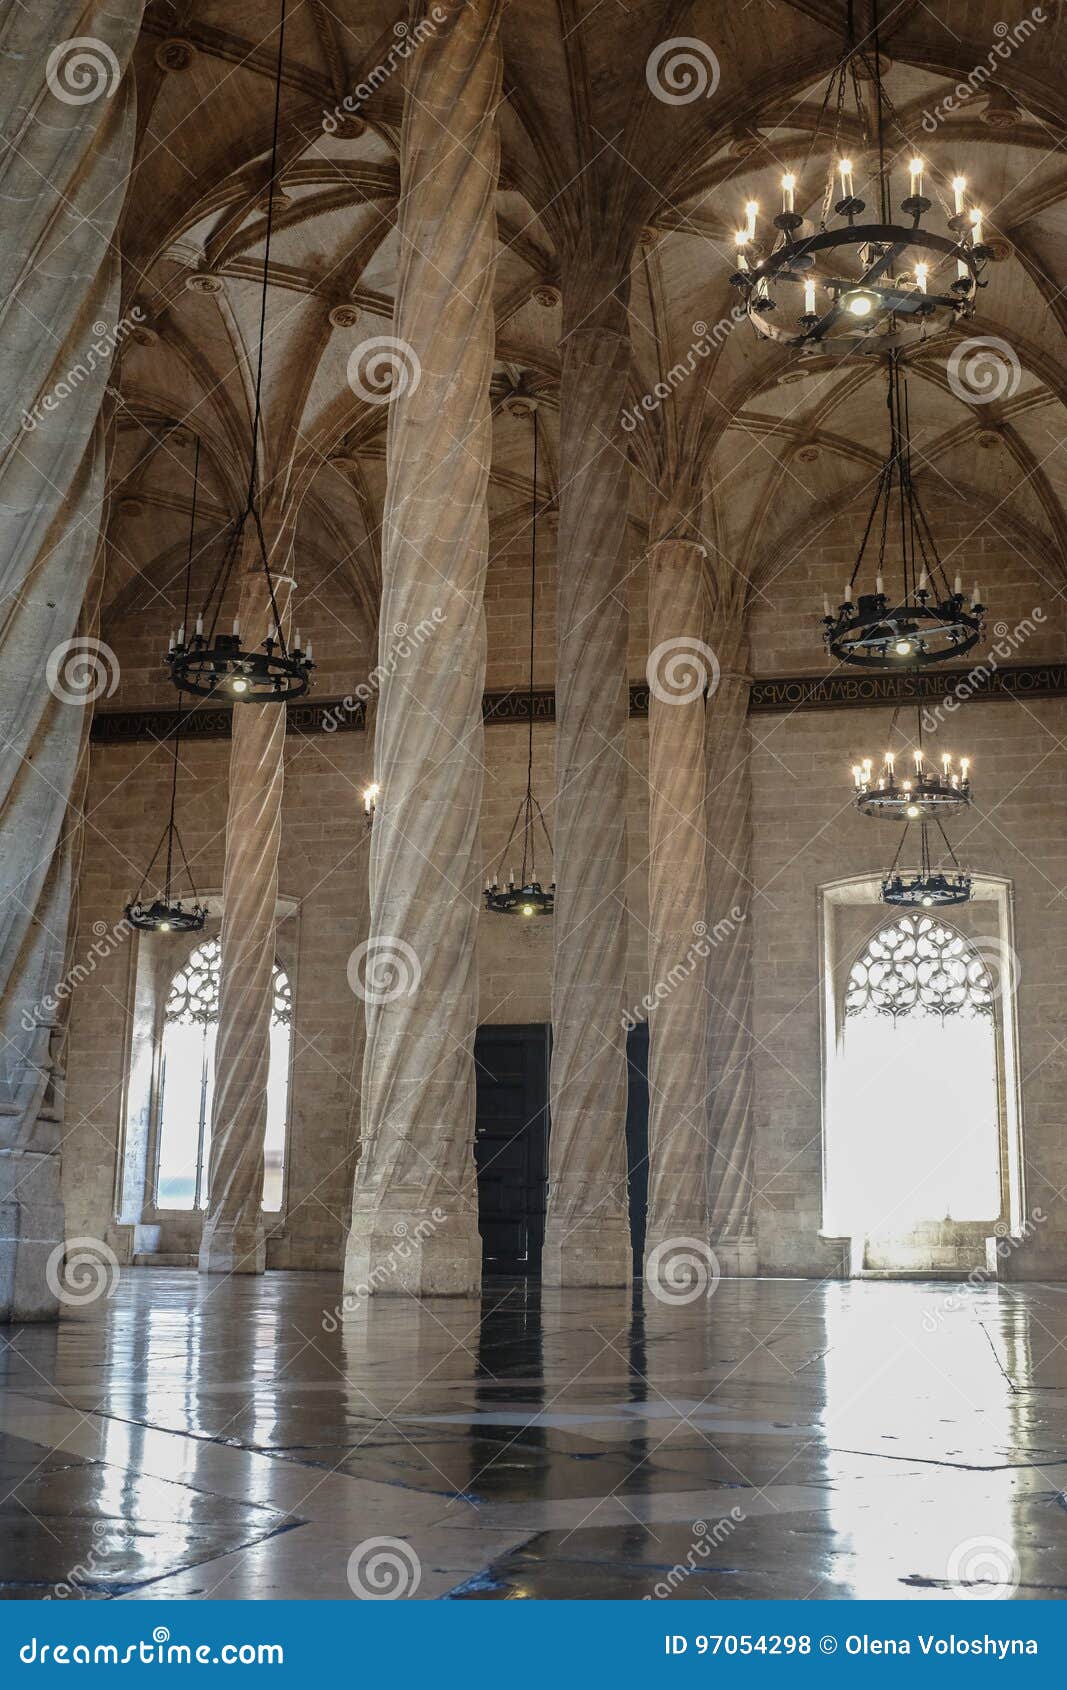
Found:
[46,638,120,706]
[644,1237,722,1305]
[346,1536,422,1599]
[347,937,422,1004]
[645,38,720,105]
[347,336,422,405]
[647,636,720,706]
[46,38,121,105]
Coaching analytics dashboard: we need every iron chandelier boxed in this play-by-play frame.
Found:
[852,708,972,821]
[730,0,991,354]
[485,406,554,918]
[126,440,208,935]
[822,353,985,668]
[166,0,312,705]
[881,816,972,909]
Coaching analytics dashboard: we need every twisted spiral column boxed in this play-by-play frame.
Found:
[343,0,502,1298]
[0,4,143,1320]
[543,280,633,1288]
[644,542,711,1263]
[199,551,292,1274]
[704,627,759,1273]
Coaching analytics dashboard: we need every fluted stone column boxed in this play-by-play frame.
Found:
[199,547,292,1274]
[644,541,711,1266]
[543,275,633,1288]
[343,0,502,1298]
[705,625,759,1274]
[0,7,143,1321]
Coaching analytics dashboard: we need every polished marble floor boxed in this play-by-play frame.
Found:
[3,1271,1067,1599]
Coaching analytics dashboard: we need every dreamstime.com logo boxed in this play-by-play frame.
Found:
[647,636,720,705]
[19,1629,283,1666]
[347,936,422,1003]
[45,1237,120,1308]
[347,1536,422,1599]
[947,336,1021,405]
[347,336,421,405]
[46,37,120,105]
[644,1237,721,1305]
[645,38,720,104]
[46,637,120,705]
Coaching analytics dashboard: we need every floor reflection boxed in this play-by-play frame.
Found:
[2,1271,1067,1599]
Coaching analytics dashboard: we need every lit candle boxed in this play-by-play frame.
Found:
[952,175,967,215]
[961,757,970,781]
[970,207,983,244]
[942,753,951,775]
[914,748,923,772]
[745,200,758,240]
[909,156,924,198]
[862,758,872,781]
[853,764,863,788]
[885,751,895,775]
[804,275,816,315]
[781,172,796,214]
[755,274,770,303]
[733,229,749,271]
[914,261,928,294]
[839,158,854,200]
[957,256,970,282]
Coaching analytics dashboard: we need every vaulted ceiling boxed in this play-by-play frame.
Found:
[107,0,1067,642]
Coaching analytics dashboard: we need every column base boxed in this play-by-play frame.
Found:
[708,1234,760,1277]
[198,1218,265,1275]
[343,1205,481,1299]
[0,1150,64,1322]
[541,1213,633,1288]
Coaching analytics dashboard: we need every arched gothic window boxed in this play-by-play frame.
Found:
[155,938,292,1212]
[844,914,995,1022]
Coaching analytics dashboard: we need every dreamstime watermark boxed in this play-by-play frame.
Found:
[946,1534,1021,1598]
[622,909,745,1032]
[947,335,1021,405]
[45,1237,121,1308]
[46,1522,131,1600]
[321,11,446,133]
[643,1509,746,1598]
[645,38,720,105]
[647,635,721,705]
[45,636,121,706]
[347,935,422,1003]
[46,37,121,106]
[322,610,446,731]
[644,1237,722,1305]
[21,309,146,432]
[347,336,422,406]
[346,1536,422,1599]
[322,1210,447,1330]
[921,1208,1044,1333]
[622,315,744,431]
[920,10,1047,132]
[919,607,1046,731]
[20,915,133,1033]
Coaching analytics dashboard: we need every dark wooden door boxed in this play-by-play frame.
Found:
[626,1021,650,1275]
[474,1024,550,1277]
